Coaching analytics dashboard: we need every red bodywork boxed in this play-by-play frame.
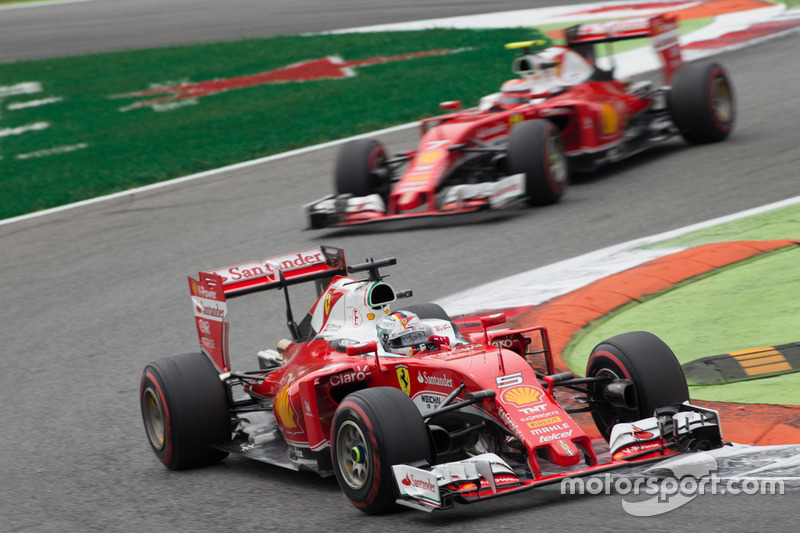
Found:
[312,14,682,227]
[188,246,684,497]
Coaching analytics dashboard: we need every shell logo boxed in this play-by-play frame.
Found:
[274,386,297,429]
[599,103,624,136]
[501,385,543,406]
[417,149,445,164]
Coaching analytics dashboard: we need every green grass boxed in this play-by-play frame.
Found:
[563,218,800,406]
[0,8,734,220]
[0,28,548,219]
[565,247,800,365]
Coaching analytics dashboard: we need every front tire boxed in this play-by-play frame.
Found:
[140,352,231,470]
[507,119,568,206]
[331,387,432,514]
[586,331,689,440]
[334,138,390,198]
[669,61,735,144]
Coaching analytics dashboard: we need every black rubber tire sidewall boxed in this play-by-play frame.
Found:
[669,61,735,144]
[331,387,432,514]
[586,331,689,440]
[140,352,230,470]
[334,138,388,197]
[507,119,568,206]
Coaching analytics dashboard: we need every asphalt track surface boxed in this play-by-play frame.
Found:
[2,2,799,531]
[0,0,584,62]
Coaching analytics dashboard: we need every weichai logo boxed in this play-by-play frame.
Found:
[115,48,470,111]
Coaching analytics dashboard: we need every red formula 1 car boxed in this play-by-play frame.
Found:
[305,14,735,229]
[140,246,724,513]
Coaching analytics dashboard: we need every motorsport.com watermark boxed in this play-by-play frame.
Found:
[560,453,785,517]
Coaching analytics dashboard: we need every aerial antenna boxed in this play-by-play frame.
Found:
[346,257,397,282]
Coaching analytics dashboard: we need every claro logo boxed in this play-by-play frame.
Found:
[195,286,217,299]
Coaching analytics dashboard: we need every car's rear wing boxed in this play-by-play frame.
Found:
[565,14,682,82]
[205,245,347,297]
[187,246,347,372]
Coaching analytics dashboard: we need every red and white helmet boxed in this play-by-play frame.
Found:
[376,311,429,356]
[499,79,533,107]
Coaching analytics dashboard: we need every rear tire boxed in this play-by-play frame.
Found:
[669,61,735,144]
[335,138,390,198]
[140,352,231,470]
[507,119,568,206]
[586,331,689,440]
[332,387,432,514]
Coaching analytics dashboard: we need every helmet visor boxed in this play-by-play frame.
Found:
[387,330,428,349]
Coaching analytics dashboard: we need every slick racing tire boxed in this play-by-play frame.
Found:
[335,138,390,198]
[669,61,735,144]
[140,352,230,470]
[507,119,568,206]
[332,387,432,514]
[586,331,689,440]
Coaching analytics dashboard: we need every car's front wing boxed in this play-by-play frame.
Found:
[392,404,723,512]
[391,451,680,512]
[304,174,525,229]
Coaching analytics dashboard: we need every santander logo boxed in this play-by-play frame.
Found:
[402,474,437,493]
[632,425,655,440]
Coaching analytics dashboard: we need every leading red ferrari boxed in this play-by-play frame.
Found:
[140,246,724,513]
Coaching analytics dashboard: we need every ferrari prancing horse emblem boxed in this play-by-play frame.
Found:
[396,365,411,396]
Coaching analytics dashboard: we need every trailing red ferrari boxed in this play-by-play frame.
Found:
[140,246,724,513]
[305,14,734,228]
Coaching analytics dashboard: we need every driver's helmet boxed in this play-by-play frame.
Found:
[512,51,561,90]
[498,79,532,108]
[376,311,429,356]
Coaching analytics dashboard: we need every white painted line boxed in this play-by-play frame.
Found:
[0,2,792,227]
[327,2,693,33]
[0,121,419,226]
[15,142,88,159]
[7,96,63,110]
[0,0,96,11]
[0,82,42,98]
[0,121,49,137]
[436,195,800,315]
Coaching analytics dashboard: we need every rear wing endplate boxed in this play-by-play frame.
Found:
[187,246,347,372]
[565,14,682,82]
